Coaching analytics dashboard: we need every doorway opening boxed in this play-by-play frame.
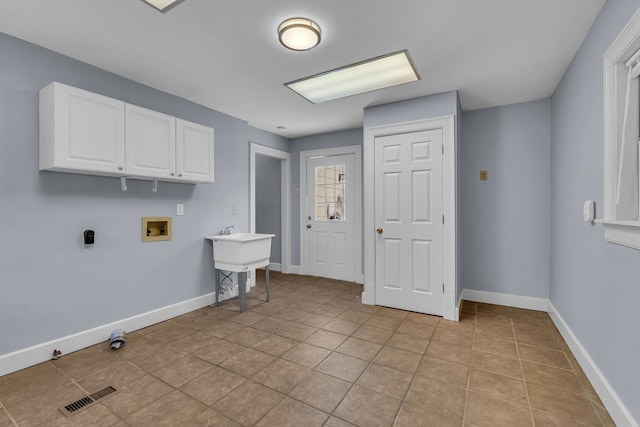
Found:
[250,143,291,273]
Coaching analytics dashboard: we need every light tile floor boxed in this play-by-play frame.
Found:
[0,272,615,426]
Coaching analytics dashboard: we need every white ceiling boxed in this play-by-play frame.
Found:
[0,0,605,138]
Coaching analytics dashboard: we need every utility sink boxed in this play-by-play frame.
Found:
[205,233,275,313]
[206,233,275,272]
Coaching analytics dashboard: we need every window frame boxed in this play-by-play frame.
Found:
[601,7,640,250]
[314,163,346,222]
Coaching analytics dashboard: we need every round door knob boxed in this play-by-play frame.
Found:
[376,228,383,234]
[306,224,312,229]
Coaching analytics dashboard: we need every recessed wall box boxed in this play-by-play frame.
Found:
[142,217,171,242]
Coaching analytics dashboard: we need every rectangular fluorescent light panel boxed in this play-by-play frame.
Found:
[141,0,185,13]
[285,50,420,104]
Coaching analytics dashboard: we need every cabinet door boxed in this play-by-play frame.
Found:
[40,82,125,174]
[176,119,214,183]
[125,104,176,179]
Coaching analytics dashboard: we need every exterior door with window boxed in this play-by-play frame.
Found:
[305,154,356,281]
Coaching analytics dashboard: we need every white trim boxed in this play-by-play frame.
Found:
[600,221,640,250]
[363,116,457,320]
[461,289,549,312]
[456,292,464,322]
[0,292,214,377]
[602,6,640,248]
[250,143,291,273]
[299,145,363,282]
[548,302,639,427]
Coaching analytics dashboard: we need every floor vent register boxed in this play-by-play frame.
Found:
[59,386,118,416]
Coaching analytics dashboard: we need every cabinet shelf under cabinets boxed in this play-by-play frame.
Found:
[39,82,214,184]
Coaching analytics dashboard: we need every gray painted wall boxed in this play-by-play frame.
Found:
[550,0,640,419]
[363,91,459,129]
[249,127,289,153]
[461,100,551,298]
[255,155,282,263]
[0,32,279,355]
[289,128,363,267]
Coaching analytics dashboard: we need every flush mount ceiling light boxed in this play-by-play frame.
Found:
[278,18,321,51]
[285,50,420,104]
[141,0,186,13]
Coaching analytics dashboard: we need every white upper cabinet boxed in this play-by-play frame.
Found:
[176,119,214,183]
[39,82,214,184]
[125,104,176,179]
[40,82,125,175]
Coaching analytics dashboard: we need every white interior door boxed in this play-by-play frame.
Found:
[305,154,356,281]
[374,129,444,315]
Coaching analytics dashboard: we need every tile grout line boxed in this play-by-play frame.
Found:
[389,316,436,426]
[278,312,418,425]
[185,305,350,425]
[460,308,476,426]
[513,316,607,426]
[318,313,406,426]
[327,321,392,425]
[0,399,20,427]
[512,317,537,427]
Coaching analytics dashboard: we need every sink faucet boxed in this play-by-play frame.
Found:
[220,225,235,235]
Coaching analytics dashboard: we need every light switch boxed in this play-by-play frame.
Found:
[480,170,488,181]
[176,204,184,216]
[232,205,238,215]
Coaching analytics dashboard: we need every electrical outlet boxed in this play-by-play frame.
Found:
[176,204,184,216]
[232,205,238,215]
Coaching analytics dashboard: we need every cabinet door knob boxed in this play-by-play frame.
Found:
[376,228,383,234]
[178,174,182,177]
[306,224,312,229]
[118,166,123,171]
[171,172,175,176]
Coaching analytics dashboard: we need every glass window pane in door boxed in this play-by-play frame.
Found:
[314,164,347,222]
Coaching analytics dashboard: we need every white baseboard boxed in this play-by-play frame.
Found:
[289,265,303,275]
[285,266,363,285]
[268,262,281,272]
[0,292,215,377]
[443,293,458,321]
[461,288,548,311]
[547,302,638,427]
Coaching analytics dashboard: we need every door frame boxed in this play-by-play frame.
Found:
[363,116,457,320]
[300,145,363,283]
[250,143,291,273]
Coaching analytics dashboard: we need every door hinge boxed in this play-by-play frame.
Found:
[442,145,444,155]
[442,215,445,224]
[442,283,445,293]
